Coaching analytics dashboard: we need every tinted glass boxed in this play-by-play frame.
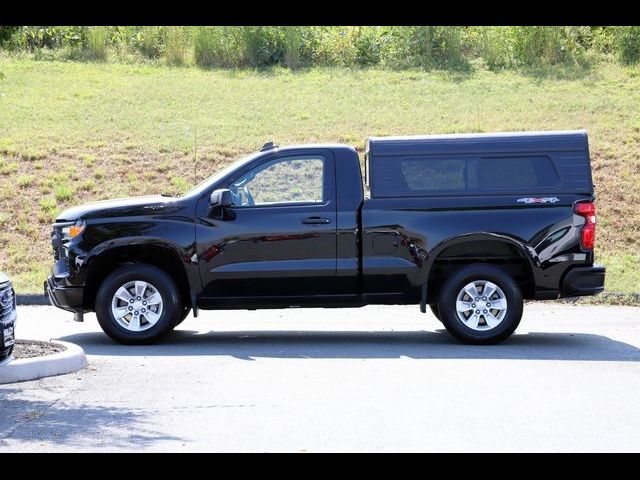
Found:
[374,155,559,196]
[401,158,466,191]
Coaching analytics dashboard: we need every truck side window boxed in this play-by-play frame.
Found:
[230,156,325,206]
[373,155,560,197]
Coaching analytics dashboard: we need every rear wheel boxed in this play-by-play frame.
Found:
[437,264,523,345]
[95,264,181,345]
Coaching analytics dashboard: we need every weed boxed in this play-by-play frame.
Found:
[54,184,74,201]
[0,161,18,175]
[17,174,35,187]
[81,154,96,167]
[39,197,57,213]
[170,176,191,193]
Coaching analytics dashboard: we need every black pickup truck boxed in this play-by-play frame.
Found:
[45,130,605,345]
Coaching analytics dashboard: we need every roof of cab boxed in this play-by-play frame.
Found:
[262,143,356,153]
[366,130,588,156]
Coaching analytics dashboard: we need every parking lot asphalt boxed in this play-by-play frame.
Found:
[1,303,639,452]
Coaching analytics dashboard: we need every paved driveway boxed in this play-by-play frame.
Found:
[1,303,639,452]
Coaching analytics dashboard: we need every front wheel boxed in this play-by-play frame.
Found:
[429,304,442,322]
[174,306,191,327]
[437,264,523,345]
[95,264,181,345]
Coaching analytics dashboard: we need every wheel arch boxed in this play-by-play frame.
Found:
[83,239,193,311]
[424,232,538,303]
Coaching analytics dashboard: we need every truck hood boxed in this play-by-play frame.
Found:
[0,272,9,286]
[55,195,179,222]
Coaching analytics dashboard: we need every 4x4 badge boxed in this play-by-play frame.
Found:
[517,197,560,204]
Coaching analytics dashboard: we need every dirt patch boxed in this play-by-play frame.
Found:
[13,340,65,359]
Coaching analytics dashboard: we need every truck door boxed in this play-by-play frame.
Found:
[196,150,337,299]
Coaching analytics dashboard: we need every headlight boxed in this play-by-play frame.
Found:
[0,289,12,308]
[61,221,85,239]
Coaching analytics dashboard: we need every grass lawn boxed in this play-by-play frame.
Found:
[1,58,640,301]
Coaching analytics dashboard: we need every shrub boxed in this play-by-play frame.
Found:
[239,26,284,67]
[616,26,640,64]
[165,26,189,66]
[353,26,381,66]
[136,26,164,58]
[3,25,640,71]
[284,26,302,69]
[86,26,108,60]
[194,27,217,67]
[194,27,235,68]
[380,26,468,70]
[16,26,85,50]
[20,26,65,49]
[0,26,19,46]
[470,26,514,71]
[589,26,616,54]
[313,27,356,66]
[511,26,588,66]
[284,27,322,67]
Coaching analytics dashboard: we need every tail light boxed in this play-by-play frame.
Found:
[575,202,596,250]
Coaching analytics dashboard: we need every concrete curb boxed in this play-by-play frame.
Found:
[0,340,87,384]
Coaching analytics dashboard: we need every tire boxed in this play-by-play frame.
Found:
[429,304,442,322]
[95,264,181,345]
[174,307,191,327]
[437,264,523,345]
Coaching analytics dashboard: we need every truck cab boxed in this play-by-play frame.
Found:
[194,144,364,306]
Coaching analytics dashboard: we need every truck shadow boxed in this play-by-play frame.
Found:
[58,329,640,362]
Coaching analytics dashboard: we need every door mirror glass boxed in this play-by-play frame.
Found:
[209,189,233,207]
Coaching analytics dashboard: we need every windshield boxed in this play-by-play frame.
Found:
[181,151,264,198]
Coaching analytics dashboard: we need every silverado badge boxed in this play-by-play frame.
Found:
[517,197,560,204]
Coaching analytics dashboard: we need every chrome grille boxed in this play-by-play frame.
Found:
[0,285,16,324]
[51,228,62,260]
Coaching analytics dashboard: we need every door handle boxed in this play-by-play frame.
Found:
[302,217,331,225]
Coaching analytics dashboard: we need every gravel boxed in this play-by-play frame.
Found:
[12,340,65,360]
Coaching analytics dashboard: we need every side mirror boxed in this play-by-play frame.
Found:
[209,189,233,207]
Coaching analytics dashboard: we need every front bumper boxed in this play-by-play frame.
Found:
[44,275,84,313]
[561,264,606,296]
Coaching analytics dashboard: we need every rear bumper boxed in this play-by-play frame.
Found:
[561,264,606,296]
[44,275,83,313]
